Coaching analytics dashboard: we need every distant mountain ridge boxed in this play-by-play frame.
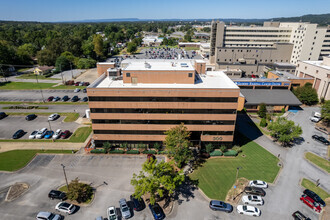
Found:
[270,13,330,26]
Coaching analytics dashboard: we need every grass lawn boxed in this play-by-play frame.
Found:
[64,126,92,142]
[0,81,85,90]
[16,74,60,80]
[190,139,280,200]
[305,152,330,173]
[301,178,330,200]
[0,150,73,171]
[183,47,199,51]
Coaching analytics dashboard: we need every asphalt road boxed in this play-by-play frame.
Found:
[0,90,88,102]
[0,115,80,139]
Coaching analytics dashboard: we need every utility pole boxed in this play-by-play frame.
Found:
[35,68,45,103]
[60,64,64,85]
[70,62,74,80]
[47,119,54,142]
[0,65,7,82]
[61,164,69,191]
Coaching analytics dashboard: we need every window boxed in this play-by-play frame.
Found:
[126,73,130,77]
[188,73,193,77]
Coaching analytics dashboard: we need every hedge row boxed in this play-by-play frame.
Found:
[210,150,223,156]
[142,150,157,154]
[90,149,106,154]
[126,150,140,154]
[223,150,238,156]
[109,149,125,154]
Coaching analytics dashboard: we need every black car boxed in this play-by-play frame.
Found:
[312,135,329,145]
[82,97,88,102]
[71,96,79,102]
[25,114,37,121]
[292,211,311,220]
[209,200,233,213]
[149,203,165,220]
[48,190,67,200]
[62,95,69,101]
[303,189,326,207]
[0,112,7,120]
[130,195,145,211]
[82,88,87,93]
[244,186,266,196]
[12,129,25,139]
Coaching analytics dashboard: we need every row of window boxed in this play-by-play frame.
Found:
[224,39,289,42]
[90,108,237,114]
[226,29,291,33]
[89,96,238,102]
[92,119,235,125]
[225,34,290,38]
[93,130,234,135]
[126,72,194,78]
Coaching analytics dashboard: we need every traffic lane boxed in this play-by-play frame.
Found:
[0,90,87,102]
[0,115,79,139]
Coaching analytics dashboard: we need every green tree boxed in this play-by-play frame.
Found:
[293,84,319,105]
[205,143,214,154]
[131,159,184,205]
[258,103,267,118]
[153,142,163,152]
[164,124,193,168]
[77,58,97,69]
[37,49,57,66]
[102,142,111,153]
[268,117,302,146]
[127,42,137,54]
[321,100,330,126]
[202,27,211,32]
[260,118,267,127]
[55,55,70,71]
[66,178,93,203]
[92,34,104,58]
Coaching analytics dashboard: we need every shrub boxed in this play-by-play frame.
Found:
[126,150,140,154]
[223,150,238,156]
[260,118,267,127]
[266,114,272,121]
[205,143,214,154]
[142,150,157,154]
[153,142,163,152]
[109,149,125,154]
[220,145,227,153]
[157,151,168,154]
[102,142,111,153]
[209,150,223,156]
[258,103,267,118]
[232,145,242,153]
[281,108,285,113]
[90,149,106,154]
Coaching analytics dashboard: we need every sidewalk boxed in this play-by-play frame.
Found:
[0,142,83,153]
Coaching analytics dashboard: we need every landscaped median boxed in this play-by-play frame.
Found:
[6,112,79,122]
[304,152,330,173]
[301,178,330,200]
[190,139,280,200]
[0,81,85,90]
[0,150,74,172]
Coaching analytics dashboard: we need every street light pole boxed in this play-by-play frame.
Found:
[70,62,74,80]
[236,166,242,180]
[61,164,69,191]
[35,69,45,103]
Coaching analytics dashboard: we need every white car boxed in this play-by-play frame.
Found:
[53,129,62,139]
[310,116,321,123]
[237,205,261,217]
[249,180,268,188]
[55,202,76,215]
[107,206,118,220]
[36,128,48,139]
[242,195,264,206]
[74,88,81,93]
[36,211,62,220]
[48,113,59,121]
[29,130,38,139]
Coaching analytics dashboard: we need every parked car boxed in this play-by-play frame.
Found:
[71,96,79,102]
[55,202,76,215]
[83,82,90,86]
[244,186,266,196]
[249,180,268,188]
[36,211,63,220]
[44,130,54,139]
[82,97,88,102]
[60,130,70,139]
[303,189,326,207]
[47,96,54,102]
[48,113,59,121]
[149,203,165,220]
[209,200,233,212]
[130,195,145,211]
[292,211,311,220]
[79,82,84,86]
[0,112,7,120]
[25,114,37,121]
[237,205,261,217]
[83,88,87,93]
[48,190,67,200]
[311,135,329,145]
[29,130,39,139]
[300,194,322,213]
[310,112,321,122]
[74,82,80,86]
[74,88,81,93]
[12,129,25,139]
[242,195,264,206]
[53,129,62,139]
[107,206,117,220]
[62,96,69,101]
[119,198,131,219]
[53,96,61,102]
[36,128,48,139]
[95,217,104,220]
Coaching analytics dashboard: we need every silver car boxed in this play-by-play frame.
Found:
[119,198,131,219]
[36,211,63,220]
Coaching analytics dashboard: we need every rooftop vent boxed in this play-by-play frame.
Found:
[180,63,189,67]
[144,62,151,69]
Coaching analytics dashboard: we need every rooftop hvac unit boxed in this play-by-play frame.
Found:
[144,62,151,69]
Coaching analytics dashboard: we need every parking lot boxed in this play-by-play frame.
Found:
[0,115,79,139]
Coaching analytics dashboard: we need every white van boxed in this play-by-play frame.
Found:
[310,112,321,122]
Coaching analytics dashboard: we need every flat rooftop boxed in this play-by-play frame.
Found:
[121,59,195,71]
[302,61,330,70]
[92,71,239,89]
[233,77,290,83]
[269,70,313,80]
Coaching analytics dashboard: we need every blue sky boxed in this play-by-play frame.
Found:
[1,0,329,22]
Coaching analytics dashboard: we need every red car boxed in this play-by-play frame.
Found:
[60,130,70,139]
[74,82,80,86]
[83,82,90,86]
[300,195,322,213]
[47,96,54,101]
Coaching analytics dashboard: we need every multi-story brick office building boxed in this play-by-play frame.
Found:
[87,59,240,148]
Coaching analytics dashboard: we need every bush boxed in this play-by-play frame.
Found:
[258,103,267,118]
[232,145,242,153]
[126,150,140,154]
[281,108,285,113]
[223,150,238,156]
[205,143,214,154]
[90,149,106,154]
[157,151,168,154]
[142,150,157,154]
[109,149,125,154]
[266,114,272,121]
[260,118,267,127]
[220,145,227,153]
[209,150,223,156]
